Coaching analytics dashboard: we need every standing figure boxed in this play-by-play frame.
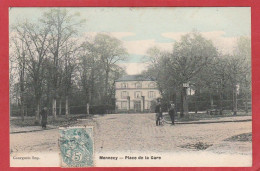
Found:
[169,102,176,125]
[40,107,48,129]
[155,100,162,126]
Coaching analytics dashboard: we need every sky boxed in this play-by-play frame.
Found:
[9,7,251,75]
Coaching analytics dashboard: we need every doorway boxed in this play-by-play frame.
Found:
[134,101,141,112]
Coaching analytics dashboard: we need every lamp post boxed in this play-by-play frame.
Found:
[180,82,189,117]
[233,84,239,115]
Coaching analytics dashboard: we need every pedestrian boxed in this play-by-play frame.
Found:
[155,99,162,126]
[40,107,48,129]
[168,102,176,125]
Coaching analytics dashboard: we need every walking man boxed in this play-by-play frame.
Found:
[155,99,162,126]
[169,102,176,125]
[40,107,48,129]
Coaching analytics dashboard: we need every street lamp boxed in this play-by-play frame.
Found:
[233,84,239,115]
[180,82,189,117]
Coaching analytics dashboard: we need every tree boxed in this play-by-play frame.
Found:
[78,34,127,114]
[236,37,251,113]
[226,36,251,115]
[10,36,27,121]
[171,33,218,116]
[194,54,229,114]
[145,47,176,106]
[10,10,129,118]
[93,34,128,104]
[146,32,218,117]
[13,20,50,123]
[79,40,99,114]
[40,8,85,119]
[62,41,79,117]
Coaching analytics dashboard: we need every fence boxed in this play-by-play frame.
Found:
[10,104,115,117]
[158,99,251,113]
[10,98,251,117]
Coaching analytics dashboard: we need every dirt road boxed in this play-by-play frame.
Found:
[93,113,251,154]
[10,113,252,155]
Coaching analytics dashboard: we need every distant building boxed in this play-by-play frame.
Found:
[115,75,161,112]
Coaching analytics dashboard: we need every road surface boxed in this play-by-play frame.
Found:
[10,113,251,155]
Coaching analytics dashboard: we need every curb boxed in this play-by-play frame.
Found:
[173,119,252,125]
[10,118,252,134]
[10,126,57,134]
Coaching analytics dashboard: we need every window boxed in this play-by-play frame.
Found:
[121,101,127,109]
[135,82,142,88]
[121,83,128,88]
[135,91,142,98]
[121,91,128,99]
[148,91,155,98]
[148,82,155,88]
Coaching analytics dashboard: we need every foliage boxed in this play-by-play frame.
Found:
[10,9,127,120]
[145,33,251,115]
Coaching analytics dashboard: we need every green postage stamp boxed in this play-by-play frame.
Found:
[59,126,94,167]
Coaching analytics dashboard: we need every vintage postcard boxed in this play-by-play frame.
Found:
[9,7,252,167]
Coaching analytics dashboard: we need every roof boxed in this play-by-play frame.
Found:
[116,75,155,82]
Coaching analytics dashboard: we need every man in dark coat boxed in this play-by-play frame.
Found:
[155,100,162,126]
[169,102,176,125]
[40,107,48,129]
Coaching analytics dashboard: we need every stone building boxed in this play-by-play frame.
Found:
[115,75,161,113]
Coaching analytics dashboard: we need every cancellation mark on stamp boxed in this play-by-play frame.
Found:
[59,126,94,167]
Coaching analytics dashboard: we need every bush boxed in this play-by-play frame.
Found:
[69,105,115,115]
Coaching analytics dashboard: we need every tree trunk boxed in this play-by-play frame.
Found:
[104,69,109,104]
[180,87,188,117]
[90,69,94,105]
[20,94,25,121]
[20,54,26,122]
[194,89,198,114]
[35,98,40,124]
[219,91,223,115]
[25,105,28,116]
[59,98,62,116]
[233,85,237,115]
[173,91,177,116]
[210,93,214,109]
[183,91,189,116]
[53,98,57,119]
[180,89,184,117]
[245,94,248,114]
[21,103,25,121]
[86,103,90,115]
[89,88,92,106]
[219,79,224,115]
[46,84,51,111]
[65,95,69,117]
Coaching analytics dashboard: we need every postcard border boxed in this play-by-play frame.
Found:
[1,0,260,170]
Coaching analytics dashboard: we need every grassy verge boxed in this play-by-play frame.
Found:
[164,111,251,122]
[10,114,93,127]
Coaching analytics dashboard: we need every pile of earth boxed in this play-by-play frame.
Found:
[224,132,252,142]
[179,142,213,150]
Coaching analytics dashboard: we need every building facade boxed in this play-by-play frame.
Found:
[115,75,161,112]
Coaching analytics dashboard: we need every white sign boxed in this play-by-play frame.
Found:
[183,83,189,88]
